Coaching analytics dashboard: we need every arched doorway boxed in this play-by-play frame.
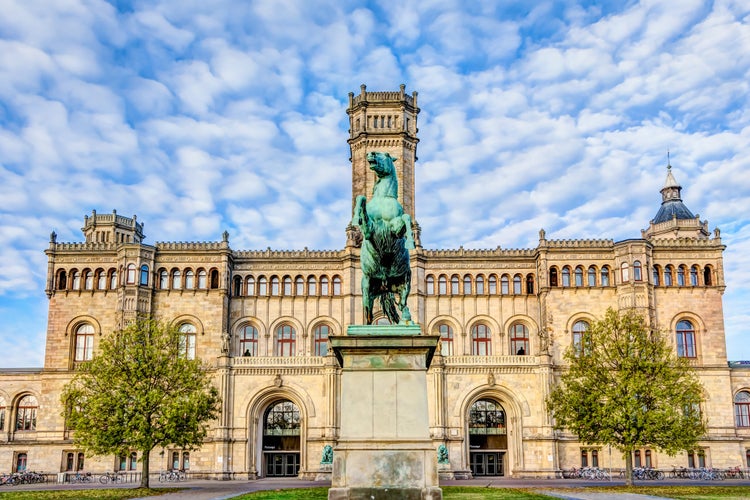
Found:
[468,398,506,476]
[262,400,301,477]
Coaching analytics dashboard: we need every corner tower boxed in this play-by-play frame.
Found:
[347,84,420,220]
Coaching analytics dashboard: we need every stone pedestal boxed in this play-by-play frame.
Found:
[329,326,442,500]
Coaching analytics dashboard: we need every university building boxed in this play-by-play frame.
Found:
[2,85,750,478]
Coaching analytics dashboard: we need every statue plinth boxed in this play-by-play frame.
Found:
[328,327,442,500]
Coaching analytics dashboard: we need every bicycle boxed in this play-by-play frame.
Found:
[99,471,124,484]
[159,469,186,482]
[71,471,92,483]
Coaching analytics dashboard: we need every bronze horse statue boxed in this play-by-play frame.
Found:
[352,152,415,325]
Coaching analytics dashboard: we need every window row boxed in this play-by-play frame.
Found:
[156,267,220,290]
[570,318,698,359]
[55,265,221,291]
[232,275,343,297]
[426,274,535,296]
[435,322,532,356]
[237,324,331,357]
[651,264,714,287]
[0,395,38,432]
[549,265,612,287]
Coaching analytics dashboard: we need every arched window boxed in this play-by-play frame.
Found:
[314,324,330,356]
[126,263,136,284]
[562,267,571,287]
[677,265,686,286]
[476,275,485,295]
[488,275,497,294]
[549,267,558,287]
[513,275,522,294]
[501,275,509,294]
[587,266,597,286]
[0,398,5,431]
[463,275,472,295]
[15,453,27,472]
[438,324,453,356]
[320,276,329,296]
[72,270,81,290]
[438,275,447,295]
[129,452,137,470]
[652,265,661,286]
[633,261,642,281]
[333,276,342,296]
[264,400,300,436]
[197,269,207,289]
[233,276,242,296]
[239,325,258,356]
[57,270,67,290]
[74,323,95,361]
[703,266,713,286]
[471,324,492,356]
[664,266,673,286]
[426,275,435,295]
[510,323,529,355]
[295,276,305,295]
[600,266,610,286]
[159,269,169,289]
[526,274,534,294]
[270,276,280,296]
[469,399,505,434]
[690,265,699,286]
[736,391,750,427]
[572,320,590,356]
[84,270,93,290]
[676,320,696,358]
[140,265,149,286]
[172,269,181,289]
[15,395,38,431]
[258,276,268,296]
[620,262,629,283]
[109,269,117,289]
[178,324,196,359]
[574,267,584,287]
[246,276,255,296]
[184,270,195,289]
[307,276,317,295]
[210,269,219,289]
[276,325,296,356]
[451,275,460,295]
[283,276,293,296]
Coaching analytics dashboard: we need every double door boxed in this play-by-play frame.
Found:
[265,453,299,477]
[470,452,504,476]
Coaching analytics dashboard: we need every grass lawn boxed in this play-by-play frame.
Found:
[0,488,166,499]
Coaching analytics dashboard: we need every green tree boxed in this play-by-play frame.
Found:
[547,308,705,486]
[61,319,221,488]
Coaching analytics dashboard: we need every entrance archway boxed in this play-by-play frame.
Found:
[468,398,506,476]
[262,400,301,477]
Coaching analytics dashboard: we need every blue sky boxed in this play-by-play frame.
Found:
[1,0,749,367]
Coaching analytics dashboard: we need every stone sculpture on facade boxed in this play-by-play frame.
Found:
[351,151,415,325]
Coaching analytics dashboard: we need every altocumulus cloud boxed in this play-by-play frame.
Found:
[1,0,749,367]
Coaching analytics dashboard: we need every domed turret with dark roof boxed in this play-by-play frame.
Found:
[643,159,710,240]
[652,164,695,223]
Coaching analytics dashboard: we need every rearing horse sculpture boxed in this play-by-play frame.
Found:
[352,151,415,325]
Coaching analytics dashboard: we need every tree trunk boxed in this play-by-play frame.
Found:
[624,450,633,487]
[140,450,150,489]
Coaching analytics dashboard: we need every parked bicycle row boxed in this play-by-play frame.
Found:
[0,471,49,485]
[158,469,187,482]
[564,466,749,481]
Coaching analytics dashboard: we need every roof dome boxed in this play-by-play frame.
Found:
[652,164,695,223]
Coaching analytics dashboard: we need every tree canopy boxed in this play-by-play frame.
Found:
[61,319,221,488]
[546,308,705,485]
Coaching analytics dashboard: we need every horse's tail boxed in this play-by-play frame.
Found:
[380,292,399,325]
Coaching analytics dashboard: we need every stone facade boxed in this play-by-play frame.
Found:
[1,86,749,479]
